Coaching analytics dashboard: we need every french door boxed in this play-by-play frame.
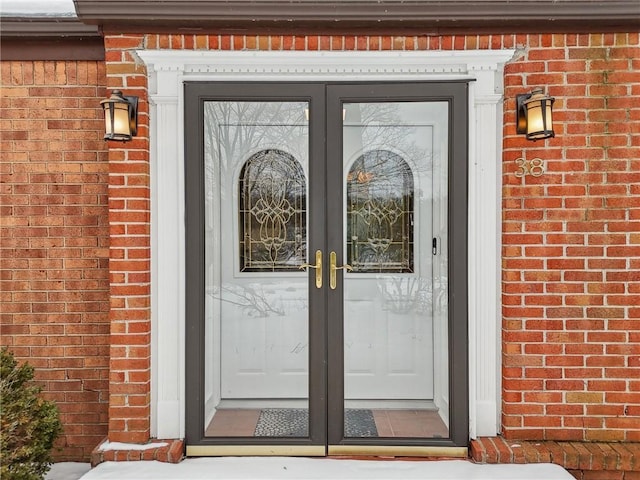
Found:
[185,82,468,456]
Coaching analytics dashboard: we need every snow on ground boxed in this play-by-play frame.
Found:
[81,457,574,480]
[46,462,91,480]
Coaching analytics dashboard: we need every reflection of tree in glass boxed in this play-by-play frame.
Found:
[203,102,309,271]
[218,284,286,317]
[205,102,308,173]
[376,276,432,314]
[346,102,433,178]
[347,150,414,273]
[211,282,307,318]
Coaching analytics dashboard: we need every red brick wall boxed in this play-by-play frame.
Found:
[68,31,640,446]
[102,34,151,444]
[502,33,640,442]
[0,60,110,459]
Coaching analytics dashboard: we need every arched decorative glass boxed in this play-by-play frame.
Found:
[346,150,414,273]
[239,149,307,272]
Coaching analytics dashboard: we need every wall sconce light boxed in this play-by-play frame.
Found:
[101,90,138,142]
[516,88,555,141]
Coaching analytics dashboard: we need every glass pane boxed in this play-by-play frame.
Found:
[347,150,414,273]
[239,149,306,272]
[204,101,310,437]
[342,101,450,439]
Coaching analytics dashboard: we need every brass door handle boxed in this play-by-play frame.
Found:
[299,249,323,288]
[330,251,352,290]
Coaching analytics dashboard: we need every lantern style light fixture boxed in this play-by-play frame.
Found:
[100,90,138,141]
[516,88,555,141]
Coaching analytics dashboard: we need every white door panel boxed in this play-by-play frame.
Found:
[342,102,446,401]
[220,283,308,397]
[344,280,432,399]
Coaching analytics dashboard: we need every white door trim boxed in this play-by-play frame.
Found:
[138,49,514,440]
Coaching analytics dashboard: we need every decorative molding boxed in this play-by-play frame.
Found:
[141,50,514,81]
[139,49,513,440]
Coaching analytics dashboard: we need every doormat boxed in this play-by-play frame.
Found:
[344,409,379,437]
[253,408,378,437]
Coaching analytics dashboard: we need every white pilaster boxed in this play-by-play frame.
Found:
[466,64,508,438]
[146,60,186,439]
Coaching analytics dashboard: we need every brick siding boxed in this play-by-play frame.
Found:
[102,34,151,444]
[471,437,640,480]
[502,33,640,443]
[0,60,110,460]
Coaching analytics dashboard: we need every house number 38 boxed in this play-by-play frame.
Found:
[514,157,545,178]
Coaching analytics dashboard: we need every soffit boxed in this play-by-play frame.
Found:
[73,0,640,33]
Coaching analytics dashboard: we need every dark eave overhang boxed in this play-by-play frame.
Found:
[73,0,640,34]
[0,17,104,61]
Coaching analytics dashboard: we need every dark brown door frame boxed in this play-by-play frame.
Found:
[184,82,328,450]
[184,81,469,452]
[326,82,469,450]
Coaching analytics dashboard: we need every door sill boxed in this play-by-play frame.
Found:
[186,445,326,456]
[328,445,468,457]
[186,444,468,457]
